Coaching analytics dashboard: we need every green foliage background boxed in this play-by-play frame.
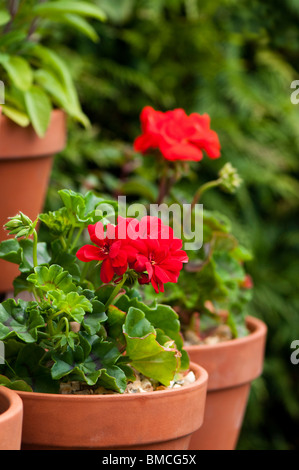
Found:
[45,0,299,449]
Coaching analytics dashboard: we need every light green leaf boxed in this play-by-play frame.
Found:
[0,11,11,26]
[123,307,180,386]
[35,68,70,109]
[49,291,92,323]
[33,1,107,21]
[31,45,89,127]
[1,105,30,127]
[27,265,76,294]
[24,86,52,137]
[1,56,33,91]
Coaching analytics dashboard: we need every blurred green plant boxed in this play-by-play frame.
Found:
[44,0,299,449]
[0,0,106,136]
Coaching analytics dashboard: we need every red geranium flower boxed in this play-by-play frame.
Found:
[134,106,221,162]
[120,216,189,293]
[76,216,188,293]
[76,223,128,283]
[133,237,188,293]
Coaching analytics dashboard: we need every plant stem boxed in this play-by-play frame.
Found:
[104,275,127,310]
[59,236,67,250]
[190,178,221,211]
[156,160,183,205]
[33,229,38,268]
[80,261,90,283]
[157,165,168,205]
[4,0,20,33]
[71,227,83,251]
[66,226,75,250]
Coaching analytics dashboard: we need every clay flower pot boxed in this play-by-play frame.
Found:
[16,362,208,450]
[0,386,23,450]
[0,110,67,294]
[186,316,267,450]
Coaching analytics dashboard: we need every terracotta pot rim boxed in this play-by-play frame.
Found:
[16,362,208,402]
[185,315,267,352]
[0,386,23,425]
[0,109,66,160]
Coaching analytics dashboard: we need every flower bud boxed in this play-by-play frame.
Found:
[4,212,35,238]
[218,163,242,193]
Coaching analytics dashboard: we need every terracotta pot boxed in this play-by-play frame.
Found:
[16,362,208,450]
[0,386,23,450]
[186,316,267,450]
[0,110,67,294]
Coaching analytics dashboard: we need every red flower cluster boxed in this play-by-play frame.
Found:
[134,106,221,162]
[76,216,188,293]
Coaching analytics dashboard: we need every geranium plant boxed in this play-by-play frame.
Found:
[0,189,189,393]
[133,106,253,341]
[0,0,106,136]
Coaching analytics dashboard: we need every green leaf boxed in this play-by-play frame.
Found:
[106,304,126,344]
[33,1,107,21]
[83,192,118,225]
[1,105,30,127]
[119,178,158,203]
[50,240,81,281]
[0,239,22,264]
[0,374,32,392]
[82,299,107,335]
[97,365,127,393]
[123,307,180,386]
[49,291,92,323]
[27,265,76,294]
[24,86,52,137]
[35,68,71,109]
[0,56,33,91]
[51,336,126,392]
[0,11,10,26]
[0,299,45,343]
[214,252,245,284]
[18,239,51,273]
[116,295,183,349]
[39,207,72,235]
[13,274,36,297]
[14,344,58,393]
[31,45,89,127]
[54,14,99,42]
[0,31,26,49]
[203,210,231,242]
[58,189,87,224]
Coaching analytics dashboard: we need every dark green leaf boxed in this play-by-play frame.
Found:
[82,299,107,335]
[0,299,44,343]
[15,344,58,393]
[0,239,22,264]
[0,374,32,392]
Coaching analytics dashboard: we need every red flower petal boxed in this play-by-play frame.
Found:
[76,245,105,262]
[100,258,115,283]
